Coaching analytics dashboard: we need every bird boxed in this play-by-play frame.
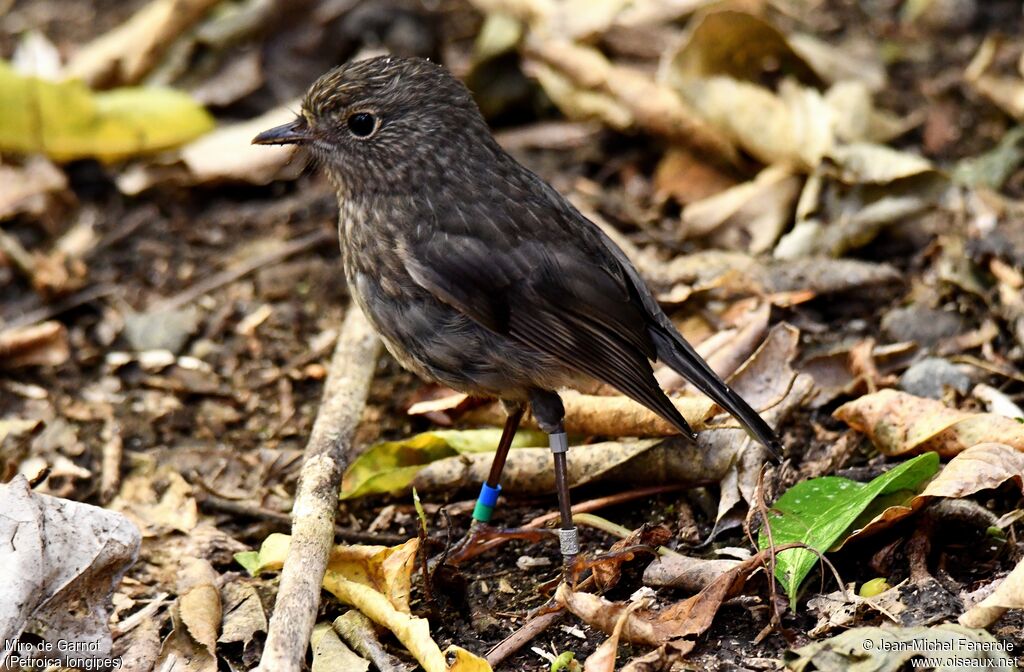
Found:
[253,55,782,567]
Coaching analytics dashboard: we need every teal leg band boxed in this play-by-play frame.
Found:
[472,483,502,522]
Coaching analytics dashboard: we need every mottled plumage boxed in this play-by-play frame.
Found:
[254,56,781,455]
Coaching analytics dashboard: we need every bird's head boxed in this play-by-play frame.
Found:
[253,56,489,194]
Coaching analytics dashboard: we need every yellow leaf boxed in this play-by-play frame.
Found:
[310,622,370,672]
[323,576,492,672]
[242,535,491,671]
[327,539,418,613]
[446,645,494,671]
[0,60,213,162]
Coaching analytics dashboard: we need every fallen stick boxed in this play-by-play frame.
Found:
[257,307,381,672]
[149,228,332,313]
[198,494,409,546]
[485,610,563,668]
[459,390,715,437]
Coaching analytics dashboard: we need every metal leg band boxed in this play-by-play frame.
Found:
[558,527,580,556]
[549,432,569,454]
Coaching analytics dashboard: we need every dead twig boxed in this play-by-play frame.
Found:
[149,228,332,313]
[256,307,381,672]
[198,494,410,546]
[99,419,123,504]
[485,610,563,668]
[1,282,116,331]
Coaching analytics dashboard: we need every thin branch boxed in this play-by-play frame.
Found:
[257,307,381,672]
[149,228,332,313]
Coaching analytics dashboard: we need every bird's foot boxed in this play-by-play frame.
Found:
[441,520,554,566]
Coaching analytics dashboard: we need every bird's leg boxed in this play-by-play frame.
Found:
[473,401,525,524]
[529,390,579,576]
[444,401,526,564]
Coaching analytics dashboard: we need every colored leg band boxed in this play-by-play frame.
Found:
[472,483,502,522]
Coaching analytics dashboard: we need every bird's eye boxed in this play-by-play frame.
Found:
[347,112,377,138]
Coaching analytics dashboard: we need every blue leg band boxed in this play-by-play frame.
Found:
[472,483,502,522]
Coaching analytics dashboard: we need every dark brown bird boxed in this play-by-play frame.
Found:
[254,56,781,565]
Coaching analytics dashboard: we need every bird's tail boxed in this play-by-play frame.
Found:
[650,328,783,461]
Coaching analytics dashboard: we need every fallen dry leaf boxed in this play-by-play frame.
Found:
[0,156,69,221]
[0,418,42,448]
[919,443,1024,498]
[310,622,370,672]
[964,37,1024,121]
[0,321,70,368]
[827,142,936,184]
[590,524,672,591]
[162,557,222,669]
[179,559,221,652]
[325,540,418,613]
[0,475,141,666]
[835,389,1024,457]
[642,554,741,592]
[117,103,305,194]
[66,0,222,86]
[653,146,738,205]
[959,556,1024,628]
[805,582,907,637]
[677,76,833,168]
[109,465,199,535]
[841,443,1024,545]
[682,164,802,253]
[665,10,818,85]
[798,341,917,407]
[557,546,782,649]
[242,535,490,671]
[521,35,738,162]
[217,582,267,647]
[583,599,647,672]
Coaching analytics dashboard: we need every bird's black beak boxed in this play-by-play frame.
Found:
[252,118,312,146]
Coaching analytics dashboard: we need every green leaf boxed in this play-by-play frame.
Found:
[759,452,939,606]
[858,577,892,597]
[550,651,579,672]
[233,551,261,576]
[234,533,291,575]
[341,429,547,499]
[412,488,427,536]
[0,60,213,162]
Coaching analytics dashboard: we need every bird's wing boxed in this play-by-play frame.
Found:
[402,195,693,435]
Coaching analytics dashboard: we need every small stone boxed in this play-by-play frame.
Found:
[899,357,971,399]
[106,351,133,368]
[516,555,552,570]
[137,349,176,372]
[197,399,242,434]
[123,306,201,354]
[881,305,962,347]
